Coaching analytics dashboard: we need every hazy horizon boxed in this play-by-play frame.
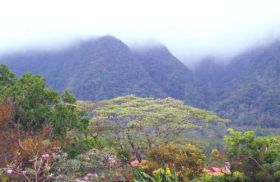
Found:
[1,0,280,65]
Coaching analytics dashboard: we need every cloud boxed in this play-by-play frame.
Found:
[1,0,280,65]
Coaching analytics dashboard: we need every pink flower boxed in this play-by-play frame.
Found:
[6,169,13,175]
[42,153,50,159]
[21,170,27,175]
[86,173,98,177]
[108,156,116,165]
[130,159,147,167]
[75,179,86,182]
[48,173,54,178]
[83,176,89,180]
[130,159,140,167]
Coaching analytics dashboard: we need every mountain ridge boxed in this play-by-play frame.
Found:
[1,35,279,129]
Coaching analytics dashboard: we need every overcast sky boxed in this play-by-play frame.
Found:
[1,0,280,64]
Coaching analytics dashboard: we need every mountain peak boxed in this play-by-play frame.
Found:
[78,35,127,50]
[134,44,171,57]
[98,35,120,42]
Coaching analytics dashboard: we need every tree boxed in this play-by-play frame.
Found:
[0,64,15,87]
[1,73,60,130]
[0,65,88,138]
[224,128,280,182]
[89,95,226,161]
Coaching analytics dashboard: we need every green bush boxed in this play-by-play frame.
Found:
[144,143,205,181]
[134,167,179,182]
[192,171,244,182]
[65,135,107,158]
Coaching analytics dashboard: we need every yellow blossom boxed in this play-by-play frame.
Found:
[166,167,171,176]
[153,167,171,177]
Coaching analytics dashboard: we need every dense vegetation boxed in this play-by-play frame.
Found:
[134,46,203,106]
[0,65,279,181]
[1,36,279,132]
[0,36,166,101]
[195,42,280,130]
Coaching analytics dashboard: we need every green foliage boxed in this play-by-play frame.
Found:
[195,44,280,129]
[192,171,244,182]
[1,72,60,130]
[146,143,205,181]
[62,90,77,103]
[55,148,133,181]
[65,135,108,158]
[50,103,88,138]
[224,128,280,181]
[2,36,280,132]
[0,64,15,87]
[210,149,226,167]
[135,46,203,106]
[90,95,225,157]
[2,43,280,181]
[0,65,88,139]
[134,167,179,182]
[116,145,133,164]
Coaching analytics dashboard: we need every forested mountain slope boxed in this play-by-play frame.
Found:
[134,46,204,107]
[0,36,202,105]
[1,36,167,101]
[195,41,280,128]
[1,36,280,129]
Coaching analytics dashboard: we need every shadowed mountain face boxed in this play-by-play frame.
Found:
[1,36,169,101]
[1,36,280,129]
[134,46,204,107]
[195,41,280,128]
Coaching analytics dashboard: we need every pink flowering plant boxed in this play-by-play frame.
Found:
[54,148,134,181]
[0,149,68,182]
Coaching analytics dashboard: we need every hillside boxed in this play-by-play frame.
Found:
[1,36,280,130]
[134,46,204,107]
[195,41,280,128]
[1,36,167,101]
[0,36,203,106]
[0,65,279,181]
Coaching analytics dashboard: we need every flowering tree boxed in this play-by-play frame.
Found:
[89,95,225,161]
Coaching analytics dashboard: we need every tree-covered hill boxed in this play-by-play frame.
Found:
[134,46,204,107]
[0,36,202,105]
[1,36,167,101]
[195,41,280,129]
[1,35,280,130]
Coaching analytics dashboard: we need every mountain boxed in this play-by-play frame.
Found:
[0,36,167,101]
[193,58,227,105]
[1,35,280,130]
[1,36,204,105]
[134,46,204,106]
[195,41,280,129]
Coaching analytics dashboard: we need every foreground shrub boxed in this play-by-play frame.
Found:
[192,171,244,182]
[142,143,205,181]
[224,128,280,182]
[134,167,179,182]
[65,135,108,158]
[55,148,134,181]
[0,148,68,182]
[0,123,60,168]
